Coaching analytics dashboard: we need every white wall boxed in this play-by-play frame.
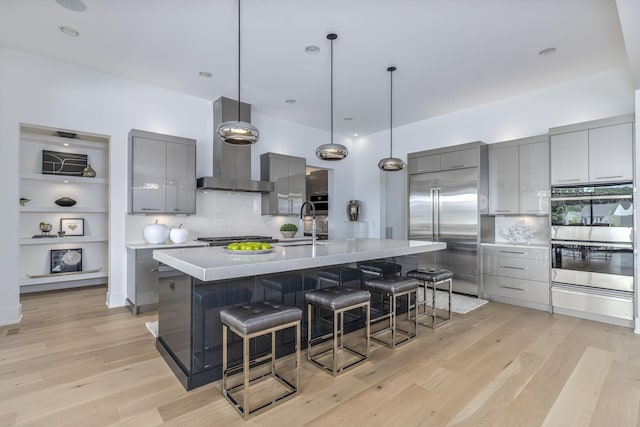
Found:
[0,48,355,326]
[352,67,636,238]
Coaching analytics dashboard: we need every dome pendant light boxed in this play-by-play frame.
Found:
[216,0,259,145]
[316,33,348,161]
[378,66,405,171]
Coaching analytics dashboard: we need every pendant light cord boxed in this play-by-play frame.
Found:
[237,0,241,121]
[389,68,393,157]
[330,36,334,144]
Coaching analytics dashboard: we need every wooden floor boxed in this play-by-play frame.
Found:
[1,286,640,426]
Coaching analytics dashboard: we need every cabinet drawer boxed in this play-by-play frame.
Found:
[409,154,441,174]
[482,245,549,260]
[483,255,549,282]
[483,275,549,305]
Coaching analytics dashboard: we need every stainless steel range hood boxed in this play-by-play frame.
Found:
[197,97,274,193]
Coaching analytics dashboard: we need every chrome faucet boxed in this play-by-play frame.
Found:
[300,201,317,247]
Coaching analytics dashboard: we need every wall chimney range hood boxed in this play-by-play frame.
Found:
[197,97,274,193]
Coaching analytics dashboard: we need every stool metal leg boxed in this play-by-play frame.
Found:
[333,309,339,375]
[243,334,250,421]
[222,324,228,396]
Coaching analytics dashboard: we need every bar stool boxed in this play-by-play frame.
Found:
[317,266,362,288]
[220,301,302,420]
[361,276,419,348]
[406,268,453,328]
[305,286,370,376]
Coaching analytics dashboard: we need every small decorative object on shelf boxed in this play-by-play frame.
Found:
[169,224,188,243]
[19,197,30,206]
[42,150,88,176]
[55,197,77,207]
[39,222,53,236]
[60,218,84,236]
[143,220,169,244]
[501,220,535,243]
[347,200,362,221]
[280,223,298,238]
[57,230,66,237]
[50,248,83,274]
[82,164,96,178]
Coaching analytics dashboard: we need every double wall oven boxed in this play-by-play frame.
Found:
[550,182,634,326]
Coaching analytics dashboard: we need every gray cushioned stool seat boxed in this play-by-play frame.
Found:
[305,286,370,311]
[357,260,402,276]
[406,268,454,282]
[362,276,419,294]
[318,267,362,283]
[220,301,303,335]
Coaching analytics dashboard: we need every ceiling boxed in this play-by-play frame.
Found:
[0,0,638,138]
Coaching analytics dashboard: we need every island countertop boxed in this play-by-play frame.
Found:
[153,238,446,282]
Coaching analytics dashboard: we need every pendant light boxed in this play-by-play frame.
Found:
[216,0,259,145]
[378,66,404,171]
[316,33,348,161]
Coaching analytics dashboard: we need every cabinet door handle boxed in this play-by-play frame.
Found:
[556,178,580,183]
[500,285,525,291]
[494,210,513,213]
[594,175,623,180]
[499,250,526,255]
[500,266,526,270]
[450,164,465,169]
[141,208,160,211]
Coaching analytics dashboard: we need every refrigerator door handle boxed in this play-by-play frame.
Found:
[430,188,436,241]
[435,187,442,241]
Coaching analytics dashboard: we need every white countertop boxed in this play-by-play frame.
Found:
[126,241,210,250]
[153,238,447,282]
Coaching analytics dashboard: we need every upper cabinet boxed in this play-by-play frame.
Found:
[128,129,196,215]
[550,115,634,186]
[489,136,549,215]
[261,152,306,215]
[408,147,479,174]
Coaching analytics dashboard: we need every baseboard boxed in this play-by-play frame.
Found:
[635,317,640,335]
[0,302,22,327]
[107,290,126,309]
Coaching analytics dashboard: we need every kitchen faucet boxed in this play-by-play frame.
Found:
[300,201,317,248]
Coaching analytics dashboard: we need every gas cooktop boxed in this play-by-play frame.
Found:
[196,236,277,246]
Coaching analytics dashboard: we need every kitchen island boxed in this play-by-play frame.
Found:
[153,238,446,390]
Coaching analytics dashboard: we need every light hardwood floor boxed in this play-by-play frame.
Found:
[1,285,640,426]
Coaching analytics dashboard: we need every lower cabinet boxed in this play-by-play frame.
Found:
[481,245,550,311]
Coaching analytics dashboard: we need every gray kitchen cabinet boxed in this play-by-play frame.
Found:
[261,152,306,215]
[407,147,478,174]
[128,129,196,215]
[550,115,634,185]
[519,140,550,214]
[550,130,588,185]
[489,145,519,214]
[588,122,633,183]
[440,148,478,170]
[489,136,549,215]
[481,244,550,311]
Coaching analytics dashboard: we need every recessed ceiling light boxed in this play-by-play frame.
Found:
[63,143,69,146]
[538,47,556,56]
[353,133,358,137]
[285,99,296,104]
[305,45,320,54]
[198,71,212,78]
[59,26,79,37]
[344,117,353,121]
[55,0,87,12]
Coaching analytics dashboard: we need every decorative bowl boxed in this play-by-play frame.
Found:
[55,197,77,207]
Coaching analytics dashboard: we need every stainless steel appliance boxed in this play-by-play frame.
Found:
[309,194,328,214]
[196,235,278,246]
[550,182,634,326]
[408,143,488,296]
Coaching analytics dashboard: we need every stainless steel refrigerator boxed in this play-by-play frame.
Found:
[408,144,487,295]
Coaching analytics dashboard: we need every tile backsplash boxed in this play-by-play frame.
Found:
[494,216,549,245]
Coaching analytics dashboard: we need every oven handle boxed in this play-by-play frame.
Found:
[551,240,633,249]
[550,194,632,202]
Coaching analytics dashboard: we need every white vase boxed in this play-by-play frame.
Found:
[143,223,169,244]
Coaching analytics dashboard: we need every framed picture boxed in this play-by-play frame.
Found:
[42,150,88,176]
[60,218,85,236]
[50,248,83,274]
